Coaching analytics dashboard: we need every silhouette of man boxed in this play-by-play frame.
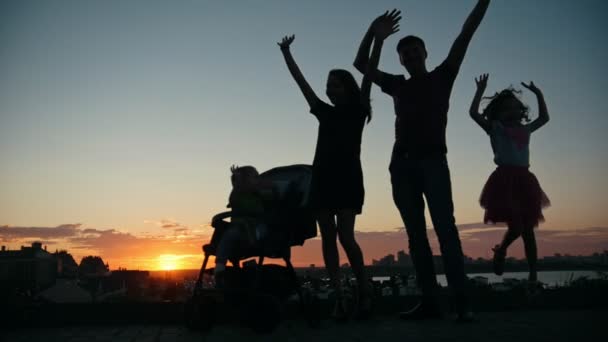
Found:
[354,1,490,321]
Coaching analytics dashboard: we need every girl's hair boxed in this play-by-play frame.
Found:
[482,88,530,123]
[328,69,372,124]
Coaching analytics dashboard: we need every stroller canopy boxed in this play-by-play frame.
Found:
[259,164,316,246]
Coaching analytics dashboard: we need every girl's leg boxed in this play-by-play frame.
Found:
[521,228,538,282]
[497,226,521,251]
[498,200,526,251]
[493,207,524,275]
[317,211,340,290]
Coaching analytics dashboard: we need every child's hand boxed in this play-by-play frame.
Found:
[475,73,489,91]
[211,214,222,227]
[521,81,542,95]
[277,35,295,49]
[372,10,401,41]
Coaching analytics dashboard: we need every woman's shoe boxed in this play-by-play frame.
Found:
[331,294,350,322]
[353,293,373,320]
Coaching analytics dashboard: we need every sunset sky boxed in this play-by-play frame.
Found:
[1,0,607,270]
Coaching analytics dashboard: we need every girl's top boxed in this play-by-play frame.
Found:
[489,121,530,167]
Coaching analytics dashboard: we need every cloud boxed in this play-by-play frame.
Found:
[0,224,81,242]
[144,219,191,233]
[457,222,502,230]
[0,223,212,270]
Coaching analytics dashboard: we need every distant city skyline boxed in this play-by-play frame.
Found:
[1,1,607,270]
[3,238,606,274]
[2,224,607,270]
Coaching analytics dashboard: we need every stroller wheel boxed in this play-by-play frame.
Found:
[184,295,217,332]
[246,293,282,334]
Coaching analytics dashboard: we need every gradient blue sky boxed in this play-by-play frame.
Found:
[1,1,607,267]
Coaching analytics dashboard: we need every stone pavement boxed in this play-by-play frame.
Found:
[2,310,605,342]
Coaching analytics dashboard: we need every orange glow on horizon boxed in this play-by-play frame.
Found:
[158,254,180,271]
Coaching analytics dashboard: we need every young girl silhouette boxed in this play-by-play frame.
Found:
[469,74,550,282]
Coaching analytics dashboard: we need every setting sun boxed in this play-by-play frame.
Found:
[158,254,180,271]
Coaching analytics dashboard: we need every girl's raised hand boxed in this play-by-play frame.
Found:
[277,35,295,49]
[475,73,489,91]
[521,81,541,94]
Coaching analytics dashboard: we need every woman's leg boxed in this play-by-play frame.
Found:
[521,228,538,282]
[336,209,373,318]
[336,209,368,292]
[317,211,340,290]
[319,210,351,319]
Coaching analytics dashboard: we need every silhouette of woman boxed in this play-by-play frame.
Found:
[277,15,398,320]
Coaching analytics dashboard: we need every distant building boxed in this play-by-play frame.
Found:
[396,250,412,267]
[53,250,78,278]
[373,254,396,267]
[78,256,110,277]
[0,242,57,293]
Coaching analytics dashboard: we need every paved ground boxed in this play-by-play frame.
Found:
[2,310,605,342]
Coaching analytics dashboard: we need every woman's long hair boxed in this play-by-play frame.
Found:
[329,69,372,124]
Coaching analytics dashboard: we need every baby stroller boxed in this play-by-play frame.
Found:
[185,164,319,333]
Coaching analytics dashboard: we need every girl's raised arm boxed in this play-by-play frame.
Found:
[522,81,549,132]
[469,73,491,134]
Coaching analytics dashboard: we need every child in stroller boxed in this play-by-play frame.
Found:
[211,165,276,287]
[186,164,318,332]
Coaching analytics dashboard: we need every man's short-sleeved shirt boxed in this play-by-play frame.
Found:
[378,61,458,157]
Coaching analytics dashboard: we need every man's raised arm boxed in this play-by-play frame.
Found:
[354,10,401,85]
[445,0,490,70]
